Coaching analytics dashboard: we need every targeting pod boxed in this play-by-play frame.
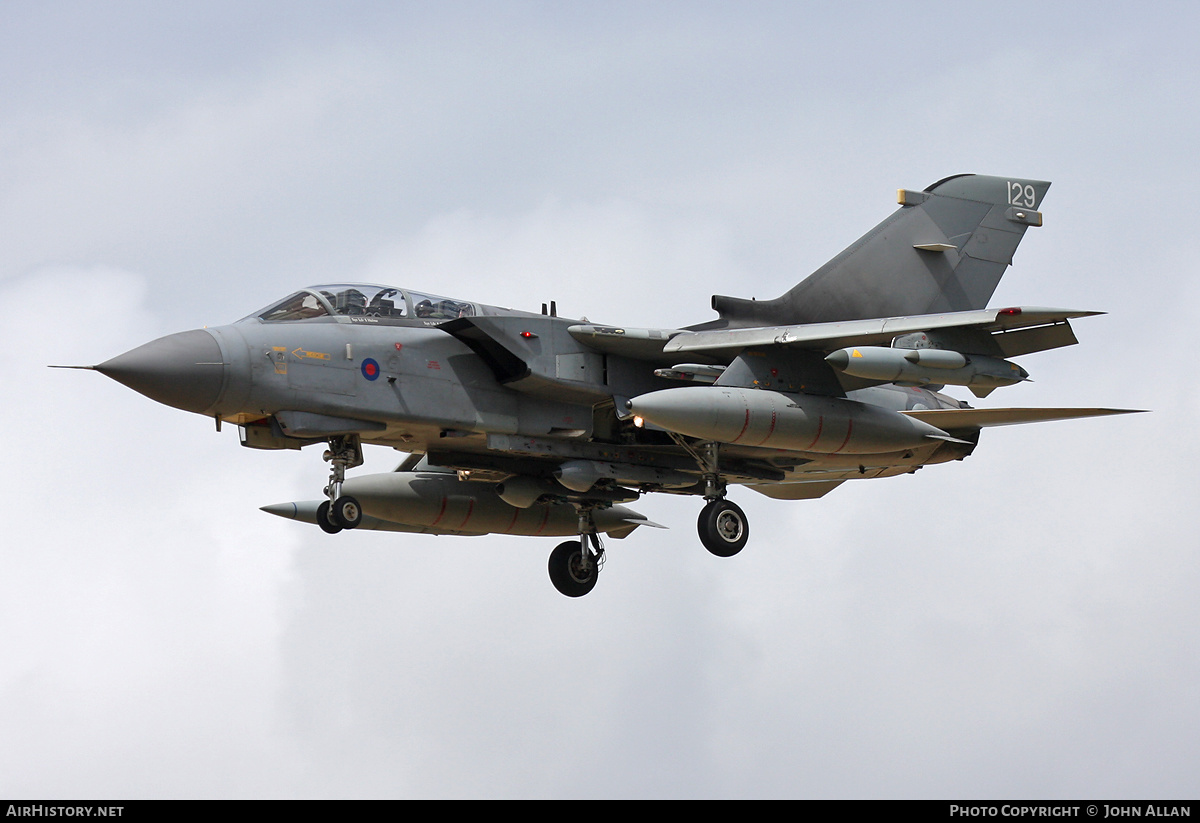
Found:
[825,346,1028,392]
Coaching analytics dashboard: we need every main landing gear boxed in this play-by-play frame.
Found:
[548,509,605,597]
[698,498,749,557]
[315,435,365,535]
[691,441,749,557]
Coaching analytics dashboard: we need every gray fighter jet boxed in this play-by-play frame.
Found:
[70,174,1137,596]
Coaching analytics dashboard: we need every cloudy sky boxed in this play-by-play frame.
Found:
[2,0,1197,799]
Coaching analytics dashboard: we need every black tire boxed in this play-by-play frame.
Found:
[548,540,598,597]
[332,495,363,529]
[698,499,749,557]
[317,500,343,534]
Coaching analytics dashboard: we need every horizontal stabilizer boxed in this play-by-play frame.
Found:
[902,407,1145,430]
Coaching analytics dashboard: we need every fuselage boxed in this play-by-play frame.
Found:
[97,283,973,493]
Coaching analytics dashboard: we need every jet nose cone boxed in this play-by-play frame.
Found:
[96,329,226,414]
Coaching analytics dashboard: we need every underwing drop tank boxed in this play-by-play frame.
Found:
[628,386,953,454]
[278,471,659,537]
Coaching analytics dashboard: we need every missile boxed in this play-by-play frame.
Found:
[825,346,1028,390]
[627,386,956,454]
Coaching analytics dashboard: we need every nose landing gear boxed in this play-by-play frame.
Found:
[315,435,364,534]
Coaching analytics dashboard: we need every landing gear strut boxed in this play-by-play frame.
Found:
[548,509,605,597]
[678,439,751,557]
[317,435,364,534]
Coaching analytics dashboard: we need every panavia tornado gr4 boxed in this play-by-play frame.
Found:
[70,174,1137,596]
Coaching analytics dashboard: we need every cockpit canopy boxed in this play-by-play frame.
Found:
[254,284,491,324]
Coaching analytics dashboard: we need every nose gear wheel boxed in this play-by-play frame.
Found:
[321,435,364,532]
[332,495,363,529]
[316,500,342,534]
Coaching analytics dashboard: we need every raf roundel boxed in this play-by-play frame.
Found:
[361,358,380,381]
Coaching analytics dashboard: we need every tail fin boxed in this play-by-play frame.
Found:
[707,174,1050,328]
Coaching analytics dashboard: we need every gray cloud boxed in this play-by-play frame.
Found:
[1,1,1196,798]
